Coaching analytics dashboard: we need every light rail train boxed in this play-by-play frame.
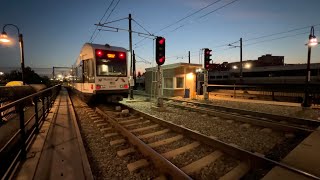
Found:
[70,43,129,102]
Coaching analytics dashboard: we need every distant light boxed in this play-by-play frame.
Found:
[232,65,238,69]
[244,63,252,69]
[309,37,318,46]
[0,32,10,43]
[186,73,194,80]
[0,72,4,75]
[196,68,203,73]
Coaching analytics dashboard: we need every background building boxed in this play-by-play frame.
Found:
[145,63,201,98]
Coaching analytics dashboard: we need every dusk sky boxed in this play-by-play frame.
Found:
[0,0,320,73]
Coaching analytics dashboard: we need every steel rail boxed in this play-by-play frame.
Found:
[163,97,320,129]
[121,104,320,180]
[167,101,313,134]
[95,107,192,180]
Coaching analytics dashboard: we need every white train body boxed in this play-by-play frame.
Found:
[71,43,129,102]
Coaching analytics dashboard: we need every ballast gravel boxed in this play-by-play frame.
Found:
[71,95,159,180]
[121,97,289,155]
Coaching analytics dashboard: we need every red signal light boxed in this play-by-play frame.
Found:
[97,50,103,56]
[159,38,165,45]
[159,57,165,63]
[119,52,125,59]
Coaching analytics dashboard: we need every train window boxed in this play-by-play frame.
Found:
[96,51,127,77]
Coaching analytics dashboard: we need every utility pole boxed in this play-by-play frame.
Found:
[52,67,55,80]
[240,37,243,80]
[19,34,25,85]
[156,65,163,107]
[203,69,208,100]
[133,50,136,90]
[188,51,190,64]
[128,13,134,99]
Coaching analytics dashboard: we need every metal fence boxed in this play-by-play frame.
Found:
[0,85,61,179]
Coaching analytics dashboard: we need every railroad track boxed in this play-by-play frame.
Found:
[163,98,320,134]
[71,95,320,179]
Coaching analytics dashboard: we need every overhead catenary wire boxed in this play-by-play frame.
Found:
[134,0,226,48]
[165,0,242,35]
[103,0,121,24]
[244,31,310,47]
[198,0,241,19]
[159,0,224,33]
[244,23,320,42]
[132,19,153,36]
[212,23,320,49]
[135,54,152,64]
[91,0,121,43]
[89,0,116,43]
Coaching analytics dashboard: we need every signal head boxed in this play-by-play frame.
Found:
[156,36,166,65]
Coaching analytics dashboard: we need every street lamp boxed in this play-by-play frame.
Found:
[0,24,25,85]
[302,26,318,107]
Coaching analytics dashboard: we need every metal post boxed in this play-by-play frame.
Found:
[42,96,45,120]
[129,14,134,99]
[240,37,243,80]
[188,51,190,64]
[203,70,208,100]
[156,65,163,107]
[46,95,50,113]
[133,50,136,90]
[52,67,55,80]
[18,104,26,159]
[302,45,312,107]
[19,34,25,85]
[34,97,39,133]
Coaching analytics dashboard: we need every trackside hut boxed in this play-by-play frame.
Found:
[145,63,202,98]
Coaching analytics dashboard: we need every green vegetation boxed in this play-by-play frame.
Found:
[0,67,52,86]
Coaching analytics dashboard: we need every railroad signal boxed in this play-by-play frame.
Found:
[204,48,212,70]
[156,37,165,65]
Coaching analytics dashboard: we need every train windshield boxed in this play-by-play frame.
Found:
[95,50,127,77]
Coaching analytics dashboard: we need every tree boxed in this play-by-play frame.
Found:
[137,71,142,78]
[4,67,52,86]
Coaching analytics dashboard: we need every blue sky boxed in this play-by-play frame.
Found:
[0,0,320,73]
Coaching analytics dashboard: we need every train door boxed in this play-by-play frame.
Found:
[82,59,94,93]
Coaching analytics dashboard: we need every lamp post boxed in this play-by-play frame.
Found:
[302,26,318,107]
[0,24,25,85]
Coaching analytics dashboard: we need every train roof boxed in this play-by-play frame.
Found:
[86,43,127,52]
[74,43,128,66]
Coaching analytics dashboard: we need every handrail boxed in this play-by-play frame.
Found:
[0,85,60,112]
[0,84,61,179]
